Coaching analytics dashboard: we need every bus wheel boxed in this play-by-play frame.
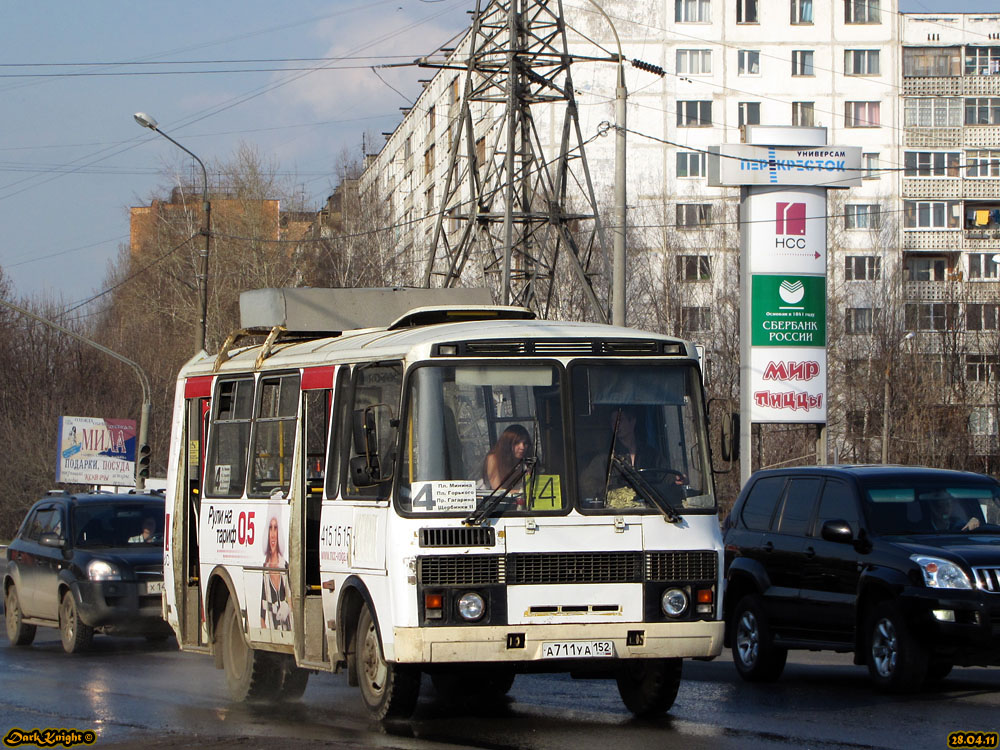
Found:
[356,604,420,720]
[220,598,276,702]
[615,658,682,717]
[277,659,310,701]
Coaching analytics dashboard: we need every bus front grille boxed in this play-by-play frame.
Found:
[419,527,496,548]
[507,552,644,584]
[646,551,718,582]
[419,555,503,586]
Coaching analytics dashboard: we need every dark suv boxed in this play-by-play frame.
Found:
[723,466,1000,691]
[4,491,171,653]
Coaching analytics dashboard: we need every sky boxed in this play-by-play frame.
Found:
[0,0,995,307]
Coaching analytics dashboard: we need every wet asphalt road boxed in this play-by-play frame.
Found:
[2,624,999,750]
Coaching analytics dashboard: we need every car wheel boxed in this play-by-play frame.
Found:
[5,586,36,647]
[866,601,927,692]
[731,594,787,682]
[615,658,682,717]
[220,598,277,702]
[59,590,94,654]
[356,603,420,720]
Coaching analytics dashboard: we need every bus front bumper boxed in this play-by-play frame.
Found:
[390,619,724,664]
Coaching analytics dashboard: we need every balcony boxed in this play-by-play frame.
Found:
[903,230,962,251]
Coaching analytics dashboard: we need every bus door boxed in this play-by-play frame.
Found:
[181,375,213,647]
[299,365,336,666]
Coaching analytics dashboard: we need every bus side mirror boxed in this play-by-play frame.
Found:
[721,411,739,463]
[350,407,383,486]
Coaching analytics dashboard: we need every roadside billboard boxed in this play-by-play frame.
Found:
[56,416,136,486]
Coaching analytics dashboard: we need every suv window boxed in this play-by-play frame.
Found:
[815,479,859,536]
[740,476,786,530]
[775,477,821,535]
[25,505,62,541]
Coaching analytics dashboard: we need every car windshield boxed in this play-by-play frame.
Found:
[862,479,1000,535]
[73,502,164,547]
[398,363,565,516]
[570,362,714,513]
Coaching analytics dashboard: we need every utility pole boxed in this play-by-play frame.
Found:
[421,0,610,322]
[0,298,152,491]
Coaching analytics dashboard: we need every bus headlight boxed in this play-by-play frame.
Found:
[661,588,688,617]
[457,592,485,621]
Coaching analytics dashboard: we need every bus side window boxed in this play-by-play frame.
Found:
[206,378,254,497]
[326,366,351,500]
[249,373,300,498]
[344,362,402,500]
[304,389,330,495]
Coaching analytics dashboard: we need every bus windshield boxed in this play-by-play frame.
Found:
[399,363,565,515]
[397,360,714,516]
[571,363,714,513]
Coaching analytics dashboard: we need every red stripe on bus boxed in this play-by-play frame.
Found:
[301,365,336,390]
[184,375,214,399]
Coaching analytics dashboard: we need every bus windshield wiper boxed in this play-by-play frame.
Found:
[464,457,536,527]
[609,453,681,524]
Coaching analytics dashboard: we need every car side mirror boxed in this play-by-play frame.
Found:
[38,532,66,548]
[820,519,854,544]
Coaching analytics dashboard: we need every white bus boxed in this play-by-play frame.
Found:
[162,288,723,719]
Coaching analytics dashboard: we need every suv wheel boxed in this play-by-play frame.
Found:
[59,590,94,654]
[866,601,927,692]
[731,594,787,682]
[5,586,36,647]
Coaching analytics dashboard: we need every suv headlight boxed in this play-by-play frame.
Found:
[88,560,122,581]
[911,555,972,590]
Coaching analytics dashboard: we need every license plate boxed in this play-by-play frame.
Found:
[541,640,614,659]
[145,581,164,595]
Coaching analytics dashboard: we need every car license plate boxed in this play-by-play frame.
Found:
[145,581,164,595]
[541,640,614,659]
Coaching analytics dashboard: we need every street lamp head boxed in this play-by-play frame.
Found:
[903,332,916,342]
[133,112,158,130]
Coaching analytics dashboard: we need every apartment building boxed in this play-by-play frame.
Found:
[358,0,1000,466]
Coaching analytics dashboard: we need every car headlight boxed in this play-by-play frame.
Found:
[457,592,485,621]
[661,587,689,617]
[911,555,972,590]
[88,560,122,581]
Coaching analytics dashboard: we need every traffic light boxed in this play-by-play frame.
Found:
[138,443,151,479]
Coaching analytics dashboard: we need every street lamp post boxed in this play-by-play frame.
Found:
[134,112,211,354]
[585,1,627,327]
[881,331,916,464]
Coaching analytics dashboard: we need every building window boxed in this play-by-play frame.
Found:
[967,150,1000,178]
[903,200,961,229]
[845,255,881,281]
[967,355,1000,383]
[790,0,813,24]
[792,101,815,127]
[970,253,1000,280]
[969,407,998,436]
[425,185,435,215]
[965,98,1000,126]
[738,101,761,127]
[738,49,760,76]
[791,50,815,76]
[903,47,960,78]
[677,49,712,75]
[845,49,880,76]
[449,77,461,104]
[845,101,880,127]
[676,203,712,228]
[404,136,412,159]
[676,151,707,177]
[677,100,712,127]
[864,152,879,178]
[427,105,436,131]
[903,151,960,177]
[968,303,1000,331]
[845,308,874,334]
[905,257,946,281]
[737,0,758,23]
[845,0,880,24]
[680,307,712,332]
[905,302,957,331]
[904,97,963,127]
[424,145,435,177]
[965,46,1000,76]
[845,204,880,230]
[676,0,710,22]
[676,254,712,281]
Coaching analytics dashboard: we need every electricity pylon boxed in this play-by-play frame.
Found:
[421,0,609,322]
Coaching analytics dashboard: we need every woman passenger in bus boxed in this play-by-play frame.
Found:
[260,513,291,630]
[482,424,533,491]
